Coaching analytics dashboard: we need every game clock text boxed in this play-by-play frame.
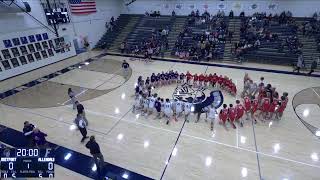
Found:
[0,148,55,178]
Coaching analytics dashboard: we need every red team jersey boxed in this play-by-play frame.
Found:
[277,98,288,113]
[269,98,279,113]
[186,73,192,80]
[251,99,259,113]
[217,76,223,84]
[193,74,199,81]
[228,107,237,121]
[219,109,229,122]
[261,98,271,112]
[199,74,205,82]
[235,104,245,119]
[212,75,218,83]
[244,97,251,111]
[204,75,209,82]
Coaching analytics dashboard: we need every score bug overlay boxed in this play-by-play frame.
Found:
[0,148,55,178]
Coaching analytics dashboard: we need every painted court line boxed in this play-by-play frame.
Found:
[60,89,89,105]
[312,88,320,99]
[4,104,320,170]
[58,68,122,105]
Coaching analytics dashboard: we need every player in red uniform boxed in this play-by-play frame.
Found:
[193,73,199,87]
[208,74,213,87]
[212,73,218,87]
[198,74,205,87]
[235,100,245,127]
[230,82,237,96]
[251,96,259,123]
[243,96,251,120]
[276,93,288,120]
[228,104,237,129]
[259,93,271,121]
[186,71,192,84]
[204,74,209,87]
[219,104,229,130]
[217,75,223,88]
[268,94,279,119]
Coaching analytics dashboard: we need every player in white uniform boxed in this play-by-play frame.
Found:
[175,98,184,119]
[132,92,142,113]
[205,104,217,131]
[148,94,157,115]
[142,95,149,116]
[160,98,165,118]
[164,99,173,125]
[184,100,192,122]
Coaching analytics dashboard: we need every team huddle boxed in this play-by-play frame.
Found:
[132,71,288,131]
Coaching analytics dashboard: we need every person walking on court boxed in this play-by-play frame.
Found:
[308,58,318,75]
[293,54,304,74]
[76,113,88,143]
[86,136,105,174]
[68,88,77,109]
[75,101,88,126]
[122,60,130,77]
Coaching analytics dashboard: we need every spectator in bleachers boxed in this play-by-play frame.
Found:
[172,10,176,17]
[240,11,245,18]
[120,41,126,54]
[308,58,318,75]
[196,9,200,17]
[293,54,304,73]
[229,10,234,19]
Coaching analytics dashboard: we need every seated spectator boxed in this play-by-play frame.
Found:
[172,10,176,16]
[120,42,126,54]
[254,39,260,49]
[229,10,234,18]
[240,11,245,18]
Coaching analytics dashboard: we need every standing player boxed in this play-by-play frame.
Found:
[184,99,192,122]
[175,97,184,119]
[205,104,217,131]
[268,94,279,119]
[193,73,199,87]
[148,94,157,115]
[179,72,185,84]
[142,95,149,116]
[243,95,251,120]
[235,100,245,127]
[251,95,259,123]
[186,71,192,84]
[211,73,218,88]
[259,93,271,121]
[132,91,142,113]
[276,94,288,120]
[150,73,156,87]
[198,73,205,87]
[154,97,162,119]
[219,104,229,130]
[228,104,237,129]
[164,99,174,125]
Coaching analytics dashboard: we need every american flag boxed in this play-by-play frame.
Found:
[69,0,97,15]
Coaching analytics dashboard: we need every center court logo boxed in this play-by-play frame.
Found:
[172,83,224,110]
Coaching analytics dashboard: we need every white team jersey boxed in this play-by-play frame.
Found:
[207,107,216,119]
[148,97,156,108]
[175,101,183,112]
[184,102,192,113]
[164,102,172,113]
[143,99,149,108]
[135,96,141,106]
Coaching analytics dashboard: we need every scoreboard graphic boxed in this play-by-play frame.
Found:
[0,148,55,178]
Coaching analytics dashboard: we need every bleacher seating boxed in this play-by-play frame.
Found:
[125,16,175,52]
[95,14,133,49]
